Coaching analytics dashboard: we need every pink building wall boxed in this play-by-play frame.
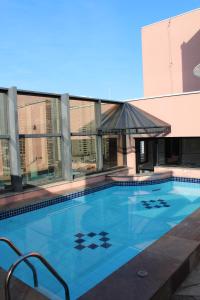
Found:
[129,91,200,137]
[142,9,200,97]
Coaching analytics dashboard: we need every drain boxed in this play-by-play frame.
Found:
[137,270,148,278]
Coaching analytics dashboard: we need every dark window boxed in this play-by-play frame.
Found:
[139,140,148,164]
[182,138,200,167]
[166,138,180,165]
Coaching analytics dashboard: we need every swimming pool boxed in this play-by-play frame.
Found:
[1,179,200,299]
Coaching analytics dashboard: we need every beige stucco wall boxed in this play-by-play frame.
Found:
[128,91,200,137]
[142,9,200,97]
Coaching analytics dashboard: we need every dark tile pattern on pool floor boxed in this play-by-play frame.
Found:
[74,232,112,250]
[141,199,170,209]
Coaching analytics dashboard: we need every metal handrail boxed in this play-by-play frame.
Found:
[0,237,38,287]
[5,252,70,300]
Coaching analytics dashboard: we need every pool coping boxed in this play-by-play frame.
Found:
[1,176,200,300]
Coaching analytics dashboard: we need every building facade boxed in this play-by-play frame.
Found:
[0,8,200,194]
[129,8,200,177]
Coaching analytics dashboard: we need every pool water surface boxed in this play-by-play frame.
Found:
[1,180,200,299]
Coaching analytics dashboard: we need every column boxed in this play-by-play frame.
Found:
[95,100,103,171]
[61,93,73,181]
[8,87,23,191]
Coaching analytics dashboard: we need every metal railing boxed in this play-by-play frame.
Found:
[0,237,70,300]
[0,237,38,287]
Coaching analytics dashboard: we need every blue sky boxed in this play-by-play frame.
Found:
[0,1,199,100]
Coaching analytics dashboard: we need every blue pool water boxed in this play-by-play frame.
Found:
[1,180,200,299]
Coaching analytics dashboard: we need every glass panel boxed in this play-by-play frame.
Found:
[101,102,119,122]
[0,92,8,135]
[71,136,97,177]
[139,140,147,163]
[157,139,166,165]
[182,138,200,167]
[137,140,155,173]
[70,100,96,134]
[19,137,62,185]
[166,138,180,165]
[0,139,10,190]
[17,94,61,134]
[103,135,118,170]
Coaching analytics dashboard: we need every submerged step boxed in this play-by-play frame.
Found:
[36,286,63,300]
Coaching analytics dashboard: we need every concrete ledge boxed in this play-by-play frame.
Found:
[107,171,172,182]
[155,166,200,179]
[79,208,200,300]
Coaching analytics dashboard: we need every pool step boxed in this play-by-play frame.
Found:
[0,267,48,300]
[36,287,62,300]
[0,237,70,300]
[172,262,200,300]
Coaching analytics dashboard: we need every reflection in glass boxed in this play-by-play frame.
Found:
[0,93,8,135]
[71,136,97,177]
[17,94,61,134]
[182,138,200,167]
[70,100,96,134]
[101,102,119,123]
[0,139,10,190]
[19,137,62,185]
[103,136,118,170]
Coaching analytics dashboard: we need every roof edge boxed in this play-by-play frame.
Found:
[142,7,200,29]
[125,90,200,102]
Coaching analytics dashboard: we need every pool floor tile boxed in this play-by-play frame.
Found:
[101,243,112,249]
[75,233,85,238]
[87,232,97,237]
[99,237,110,242]
[88,243,99,249]
[99,231,109,236]
[75,238,85,244]
[74,244,85,250]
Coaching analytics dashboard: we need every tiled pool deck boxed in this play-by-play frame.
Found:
[1,176,200,299]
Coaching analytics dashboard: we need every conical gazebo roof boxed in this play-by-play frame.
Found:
[98,102,170,134]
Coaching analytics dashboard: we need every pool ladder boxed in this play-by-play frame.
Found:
[0,237,70,300]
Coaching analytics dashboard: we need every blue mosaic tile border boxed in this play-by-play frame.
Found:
[0,182,113,221]
[115,177,172,186]
[0,176,200,221]
[172,176,200,183]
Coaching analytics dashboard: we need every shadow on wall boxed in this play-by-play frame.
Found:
[181,29,200,92]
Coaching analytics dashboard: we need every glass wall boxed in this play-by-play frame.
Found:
[0,93,8,135]
[0,92,10,191]
[71,136,97,177]
[157,137,200,168]
[102,135,118,170]
[182,138,200,167]
[17,94,61,134]
[19,137,62,185]
[17,94,62,185]
[70,100,96,134]
[101,102,119,123]
[0,139,10,191]
[136,139,156,173]
[70,99,97,177]
[165,138,180,165]
[0,91,125,192]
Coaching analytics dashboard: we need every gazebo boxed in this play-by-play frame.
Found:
[98,102,170,135]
